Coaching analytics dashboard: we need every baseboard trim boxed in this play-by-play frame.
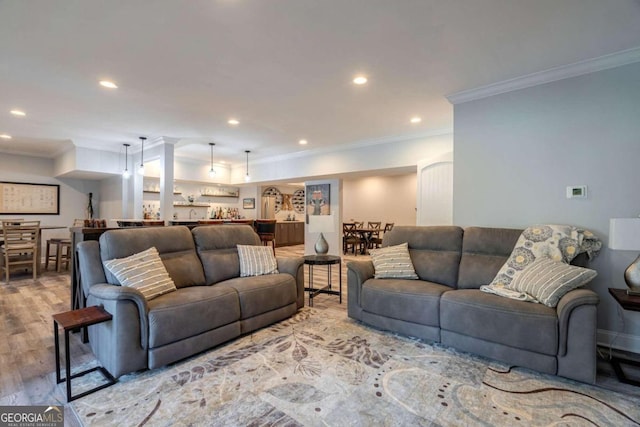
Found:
[597,328,640,354]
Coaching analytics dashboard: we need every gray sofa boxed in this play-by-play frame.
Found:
[77,225,304,378]
[347,226,599,383]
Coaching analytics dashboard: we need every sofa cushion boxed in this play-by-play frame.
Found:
[103,247,177,300]
[361,279,451,327]
[369,242,418,279]
[488,225,601,289]
[147,285,240,348]
[100,226,205,288]
[220,274,297,319]
[237,244,279,277]
[383,226,463,287]
[457,227,521,289]
[440,289,558,356]
[192,225,261,284]
[508,257,597,307]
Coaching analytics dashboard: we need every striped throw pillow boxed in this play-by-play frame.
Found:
[103,247,177,300]
[369,242,418,279]
[237,245,279,277]
[507,257,597,307]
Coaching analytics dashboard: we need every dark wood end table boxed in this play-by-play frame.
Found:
[608,288,640,386]
[53,305,117,401]
[303,255,342,307]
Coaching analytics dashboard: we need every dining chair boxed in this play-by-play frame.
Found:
[342,222,362,255]
[255,219,277,252]
[367,222,382,249]
[0,218,24,225]
[1,220,40,283]
[372,222,394,248]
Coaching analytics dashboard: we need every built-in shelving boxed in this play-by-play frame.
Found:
[199,193,237,198]
[173,203,209,207]
[143,190,182,195]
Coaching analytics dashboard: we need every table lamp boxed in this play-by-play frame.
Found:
[609,218,640,295]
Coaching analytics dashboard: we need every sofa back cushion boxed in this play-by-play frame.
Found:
[100,226,206,288]
[383,226,463,287]
[192,225,261,284]
[457,227,521,289]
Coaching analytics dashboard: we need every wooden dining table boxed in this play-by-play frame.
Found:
[354,227,381,254]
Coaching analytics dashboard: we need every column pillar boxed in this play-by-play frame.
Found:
[159,142,175,222]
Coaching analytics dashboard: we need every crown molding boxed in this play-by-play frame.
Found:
[447,46,640,105]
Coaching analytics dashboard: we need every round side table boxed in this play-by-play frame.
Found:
[303,255,342,306]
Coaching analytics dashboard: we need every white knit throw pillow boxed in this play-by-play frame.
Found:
[237,245,279,277]
[103,247,177,300]
[369,242,418,279]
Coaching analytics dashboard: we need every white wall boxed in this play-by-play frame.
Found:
[342,174,416,226]
[99,175,124,226]
[453,61,640,351]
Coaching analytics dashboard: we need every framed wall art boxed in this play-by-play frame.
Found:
[306,183,330,215]
[0,181,60,215]
[243,198,256,209]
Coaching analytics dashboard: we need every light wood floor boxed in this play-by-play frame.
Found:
[0,244,362,410]
[2,243,639,424]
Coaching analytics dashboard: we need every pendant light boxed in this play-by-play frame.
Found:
[208,143,216,178]
[244,150,251,182]
[138,136,146,175]
[122,143,131,179]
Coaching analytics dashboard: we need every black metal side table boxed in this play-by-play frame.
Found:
[608,288,640,386]
[53,305,117,401]
[303,255,342,306]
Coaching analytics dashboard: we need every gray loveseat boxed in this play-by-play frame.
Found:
[77,225,304,378]
[347,226,599,383]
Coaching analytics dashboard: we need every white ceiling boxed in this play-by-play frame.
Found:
[1,0,640,164]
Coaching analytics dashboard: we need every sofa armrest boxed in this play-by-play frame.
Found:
[277,256,305,308]
[556,288,599,357]
[77,240,108,298]
[89,283,150,349]
[347,260,375,307]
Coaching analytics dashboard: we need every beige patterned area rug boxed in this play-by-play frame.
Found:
[71,308,640,426]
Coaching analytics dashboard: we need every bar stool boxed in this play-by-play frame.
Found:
[45,238,72,272]
[255,220,277,252]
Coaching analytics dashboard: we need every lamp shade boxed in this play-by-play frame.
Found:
[609,218,640,250]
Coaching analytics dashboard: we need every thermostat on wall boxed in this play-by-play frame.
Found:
[566,185,587,199]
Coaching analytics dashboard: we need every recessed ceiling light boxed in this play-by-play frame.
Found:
[353,75,368,85]
[0,134,11,139]
[10,110,26,117]
[228,119,239,125]
[99,80,118,89]
[298,139,308,145]
[410,116,422,124]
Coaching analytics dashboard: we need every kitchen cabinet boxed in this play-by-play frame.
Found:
[276,221,304,247]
